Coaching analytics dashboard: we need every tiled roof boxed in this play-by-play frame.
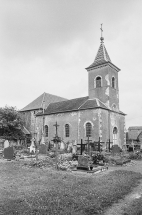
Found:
[128,127,142,140]
[19,92,67,112]
[86,39,120,71]
[79,98,108,110]
[95,42,111,62]
[128,126,142,130]
[40,96,89,115]
[36,96,125,116]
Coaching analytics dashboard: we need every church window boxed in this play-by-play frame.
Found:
[113,127,118,145]
[65,124,70,137]
[45,125,48,137]
[112,77,115,88]
[86,122,92,137]
[95,76,102,88]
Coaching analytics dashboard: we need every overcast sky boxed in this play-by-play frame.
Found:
[0,0,142,128]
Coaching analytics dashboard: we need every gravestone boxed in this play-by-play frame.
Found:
[39,144,47,154]
[4,140,9,149]
[59,141,66,151]
[77,155,90,170]
[4,146,14,160]
[72,140,77,154]
[112,145,121,155]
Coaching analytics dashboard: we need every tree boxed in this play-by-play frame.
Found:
[0,106,25,140]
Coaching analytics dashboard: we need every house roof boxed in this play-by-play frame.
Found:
[128,126,142,130]
[19,92,67,112]
[36,96,125,116]
[86,38,120,71]
[128,126,142,140]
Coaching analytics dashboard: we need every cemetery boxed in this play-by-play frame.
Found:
[1,123,142,214]
[0,121,140,172]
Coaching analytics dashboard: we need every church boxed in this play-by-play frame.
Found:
[20,34,126,149]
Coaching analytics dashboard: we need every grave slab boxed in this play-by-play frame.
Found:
[4,146,14,160]
[112,145,121,155]
[77,155,90,171]
[39,144,47,154]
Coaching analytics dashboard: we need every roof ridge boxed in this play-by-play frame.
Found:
[96,98,111,110]
[96,98,100,107]
[20,92,67,112]
[78,98,89,110]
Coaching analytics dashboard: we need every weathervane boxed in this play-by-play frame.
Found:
[100,23,104,43]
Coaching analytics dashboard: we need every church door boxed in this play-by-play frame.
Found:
[113,127,118,145]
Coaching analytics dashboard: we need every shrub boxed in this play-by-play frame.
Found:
[20,148,30,155]
[14,145,25,150]
[128,152,142,160]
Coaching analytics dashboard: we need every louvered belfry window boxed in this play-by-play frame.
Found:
[86,122,92,137]
[65,124,70,137]
[112,77,115,88]
[96,76,102,88]
[45,125,48,137]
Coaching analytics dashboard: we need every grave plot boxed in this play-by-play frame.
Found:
[77,155,90,171]
[4,147,14,160]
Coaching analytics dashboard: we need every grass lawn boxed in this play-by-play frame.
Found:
[0,161,142,215]
[122,197,142,215]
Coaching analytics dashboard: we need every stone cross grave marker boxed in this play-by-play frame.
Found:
[4,146,14,160]
[77,155,90,170]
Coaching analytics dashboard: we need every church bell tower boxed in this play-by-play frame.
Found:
[86,27,120,110]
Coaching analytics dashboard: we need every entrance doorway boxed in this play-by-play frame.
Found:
[113,127,118,145]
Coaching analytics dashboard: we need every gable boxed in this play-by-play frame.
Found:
[19,92,67,112]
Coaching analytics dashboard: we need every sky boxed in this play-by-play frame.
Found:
[0,0,142,129]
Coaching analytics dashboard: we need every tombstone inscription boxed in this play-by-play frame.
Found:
[77,155,90,171]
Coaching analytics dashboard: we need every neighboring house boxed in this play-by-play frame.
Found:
[19,92,67,138]
[127,126,142,148]
[35,35,126,149]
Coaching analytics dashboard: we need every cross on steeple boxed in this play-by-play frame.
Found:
[100,23,103,37]
[100,23,104,43]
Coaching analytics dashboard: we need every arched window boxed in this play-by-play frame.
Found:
[45,125,48,137]
[96,76,102,88]
[65,124,69,137]
[86,122,92,137]
[112,77,115,89]
[113,127,118,145]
